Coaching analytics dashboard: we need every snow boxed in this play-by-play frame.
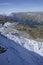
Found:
[0,34,43,65]
[4,22,12,27]
[0,22,43,65]
[2,30,43,56]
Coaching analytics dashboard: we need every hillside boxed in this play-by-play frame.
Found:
[0,12,43,25]
[0,34,43,65]
[0,22,43,65]
[10,12,43,24]
[0,12,43,40]
[10,23,43,40]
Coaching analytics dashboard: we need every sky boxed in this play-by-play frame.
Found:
[0,0,43,14]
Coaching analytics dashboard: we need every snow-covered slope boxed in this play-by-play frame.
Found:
[0,34,43,65]
[2,31,43,56]
[0,22,43,65]
[0,24,43,56]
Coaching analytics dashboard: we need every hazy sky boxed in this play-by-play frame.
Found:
[0,0,43,14]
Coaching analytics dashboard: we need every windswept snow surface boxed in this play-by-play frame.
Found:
[0,22,43,65]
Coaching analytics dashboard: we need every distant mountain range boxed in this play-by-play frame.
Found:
[0,12,43,26]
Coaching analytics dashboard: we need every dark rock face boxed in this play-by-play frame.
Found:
[0,46,7,54]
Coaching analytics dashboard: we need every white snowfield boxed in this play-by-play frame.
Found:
[0,22,43,65]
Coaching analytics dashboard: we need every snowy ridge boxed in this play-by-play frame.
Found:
[0,22,43,65]
[0,34,43,65]
[0,22,43,56]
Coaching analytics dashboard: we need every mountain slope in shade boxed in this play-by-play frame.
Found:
[0,22,43,65]
[0,34,43,65]
[0,22,43,56]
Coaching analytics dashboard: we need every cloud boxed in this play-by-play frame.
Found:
[0,3,10,6]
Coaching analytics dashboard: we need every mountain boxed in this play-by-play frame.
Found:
[9,12,43,24]
[0,22,43,65]
[0,12,43,26]
[0,22,43,56]
[0,34,43,65]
